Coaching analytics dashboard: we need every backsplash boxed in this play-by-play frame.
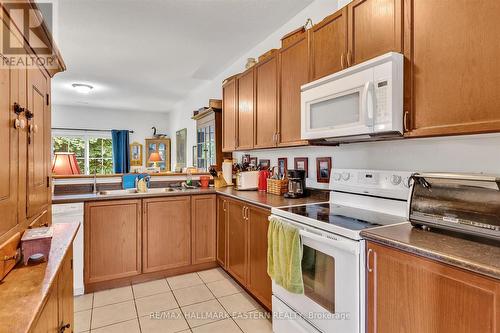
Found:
[234,133,500,189]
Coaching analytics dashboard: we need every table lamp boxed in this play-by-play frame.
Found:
[149,152,162,168]
[51,152,81,175]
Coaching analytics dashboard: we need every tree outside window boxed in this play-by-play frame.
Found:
[52,132,114,175]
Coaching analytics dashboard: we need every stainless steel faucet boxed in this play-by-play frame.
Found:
[92,172,98,194]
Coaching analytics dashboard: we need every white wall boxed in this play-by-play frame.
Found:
[168,0,500,188]
[52,105,170,166]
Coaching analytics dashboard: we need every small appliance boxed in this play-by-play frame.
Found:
[301,52,404,143]
[258,169,271,191]
[284,169,306,198]
[409,173,500,240]
[236,171,259,190]
[270,168,413,333]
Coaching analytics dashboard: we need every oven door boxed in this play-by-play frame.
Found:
[272,218,361,333]
[301,67,375,140]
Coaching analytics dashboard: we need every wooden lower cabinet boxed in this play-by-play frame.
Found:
[247,205,272,310]
[84,200,142,284]
[216,196,228,267]
[226,199,248,284]
[222,196,272,310]
[367,241,500,333]
[143,196,191,272]
[32,250,74,333]
[191,195,216,265]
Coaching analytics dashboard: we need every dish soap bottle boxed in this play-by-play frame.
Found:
[186,169,193,186]
[137,178,148,193]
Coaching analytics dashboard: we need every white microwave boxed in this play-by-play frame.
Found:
[301,52,403,143]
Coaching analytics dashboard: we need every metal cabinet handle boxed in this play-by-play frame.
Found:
[367,248,374,273]
[341,53,345,69]
[59,323,70,333]
[347,50,352,67]
[403,111,410,132]
[242,206,245,220]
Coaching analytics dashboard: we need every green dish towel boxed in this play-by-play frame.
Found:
[267,216,304,294]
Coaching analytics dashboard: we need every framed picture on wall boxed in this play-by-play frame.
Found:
[316,157,332,183]
[242,154,251,164]
[294,157,308,177]
[249,157,258,167]
[259,159,270,170]
[130,142,143,166]
[278,158,287,178]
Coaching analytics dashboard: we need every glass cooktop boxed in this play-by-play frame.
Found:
[278,202,406,231]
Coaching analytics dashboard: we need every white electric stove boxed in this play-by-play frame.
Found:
[270,169,413,333]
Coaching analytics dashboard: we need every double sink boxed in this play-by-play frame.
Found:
[97,187,182,196]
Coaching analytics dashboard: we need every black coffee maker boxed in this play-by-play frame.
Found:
[284,169,307,198]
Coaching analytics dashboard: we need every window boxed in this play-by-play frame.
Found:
[52,131,114,175]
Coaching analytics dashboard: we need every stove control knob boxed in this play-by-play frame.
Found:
[342,172,350,181]
[390,175,402,185]
[403,177,411,188]
[333,173,341,181]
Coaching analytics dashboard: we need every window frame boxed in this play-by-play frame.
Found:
[51,129,113,175]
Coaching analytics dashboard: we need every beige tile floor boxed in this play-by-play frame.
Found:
[74,268,273,333]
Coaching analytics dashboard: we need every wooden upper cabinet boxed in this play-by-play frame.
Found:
[310,8,348,80]
[0,59,19,241]
[247,205,272,310]
[236,69,254,150]
[404,0,500,137]
[84,200,142,284]
[347,0,403,66]
[26,66,50,220]
[222,77,237,152]
[279,35,309,146]
[143,196,191,273]
[226,199,248,285]
[367,241,500,333]
[254,55,278,148]
[216,196,228,268]
[191,195,216,265]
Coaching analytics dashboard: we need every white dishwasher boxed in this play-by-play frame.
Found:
[52,203,84,295]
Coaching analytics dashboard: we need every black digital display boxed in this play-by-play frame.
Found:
[378,81,388,87]
[366,174,373,178]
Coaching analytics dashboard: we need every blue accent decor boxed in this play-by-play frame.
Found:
[112,130,130,173]
[122,174,137,189]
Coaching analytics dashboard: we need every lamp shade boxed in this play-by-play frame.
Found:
[149,152,163,162]
[51,152,81,175]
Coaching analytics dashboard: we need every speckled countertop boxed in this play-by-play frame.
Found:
[0,223,79,333]
[215,187,328,209]
[52,186,329,208]
[361,223,500,280]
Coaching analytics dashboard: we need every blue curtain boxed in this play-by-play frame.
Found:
[111,130,130,173]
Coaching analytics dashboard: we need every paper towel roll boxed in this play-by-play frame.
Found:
[222,159,233,185]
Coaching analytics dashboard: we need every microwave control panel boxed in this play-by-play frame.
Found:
[375,79,391,124]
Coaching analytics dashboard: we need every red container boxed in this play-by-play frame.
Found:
[200,175,210,188]
[258,170,271,191]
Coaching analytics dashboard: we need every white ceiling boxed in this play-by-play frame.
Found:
[52,0,313,112]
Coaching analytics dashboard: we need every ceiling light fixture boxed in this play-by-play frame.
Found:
[72,83,94,94]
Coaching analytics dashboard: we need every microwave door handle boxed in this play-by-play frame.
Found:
[299,229,359,255]
[362,82,374,128]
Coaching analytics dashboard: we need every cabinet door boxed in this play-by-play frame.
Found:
[143,196,191,272]
[58,248,74,333]
[216,196,227,268]
[248,205,272,310]
[227,199,247,284]
[192,195,216,265]
[347,0,402,66]
[255,55,278,148]
[236,69,254,150]
[222,78,237,152]
[31,283,59,333]
[279,36,309,146]
[367,241,500,333]
[404,0,500,137]
[26,66,50,220]
[310,8,348,80]
[0,57,19,241]
[84,200,142,284]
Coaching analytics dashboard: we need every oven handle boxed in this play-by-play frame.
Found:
[299,229,359,255]
[362,81,374,128]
